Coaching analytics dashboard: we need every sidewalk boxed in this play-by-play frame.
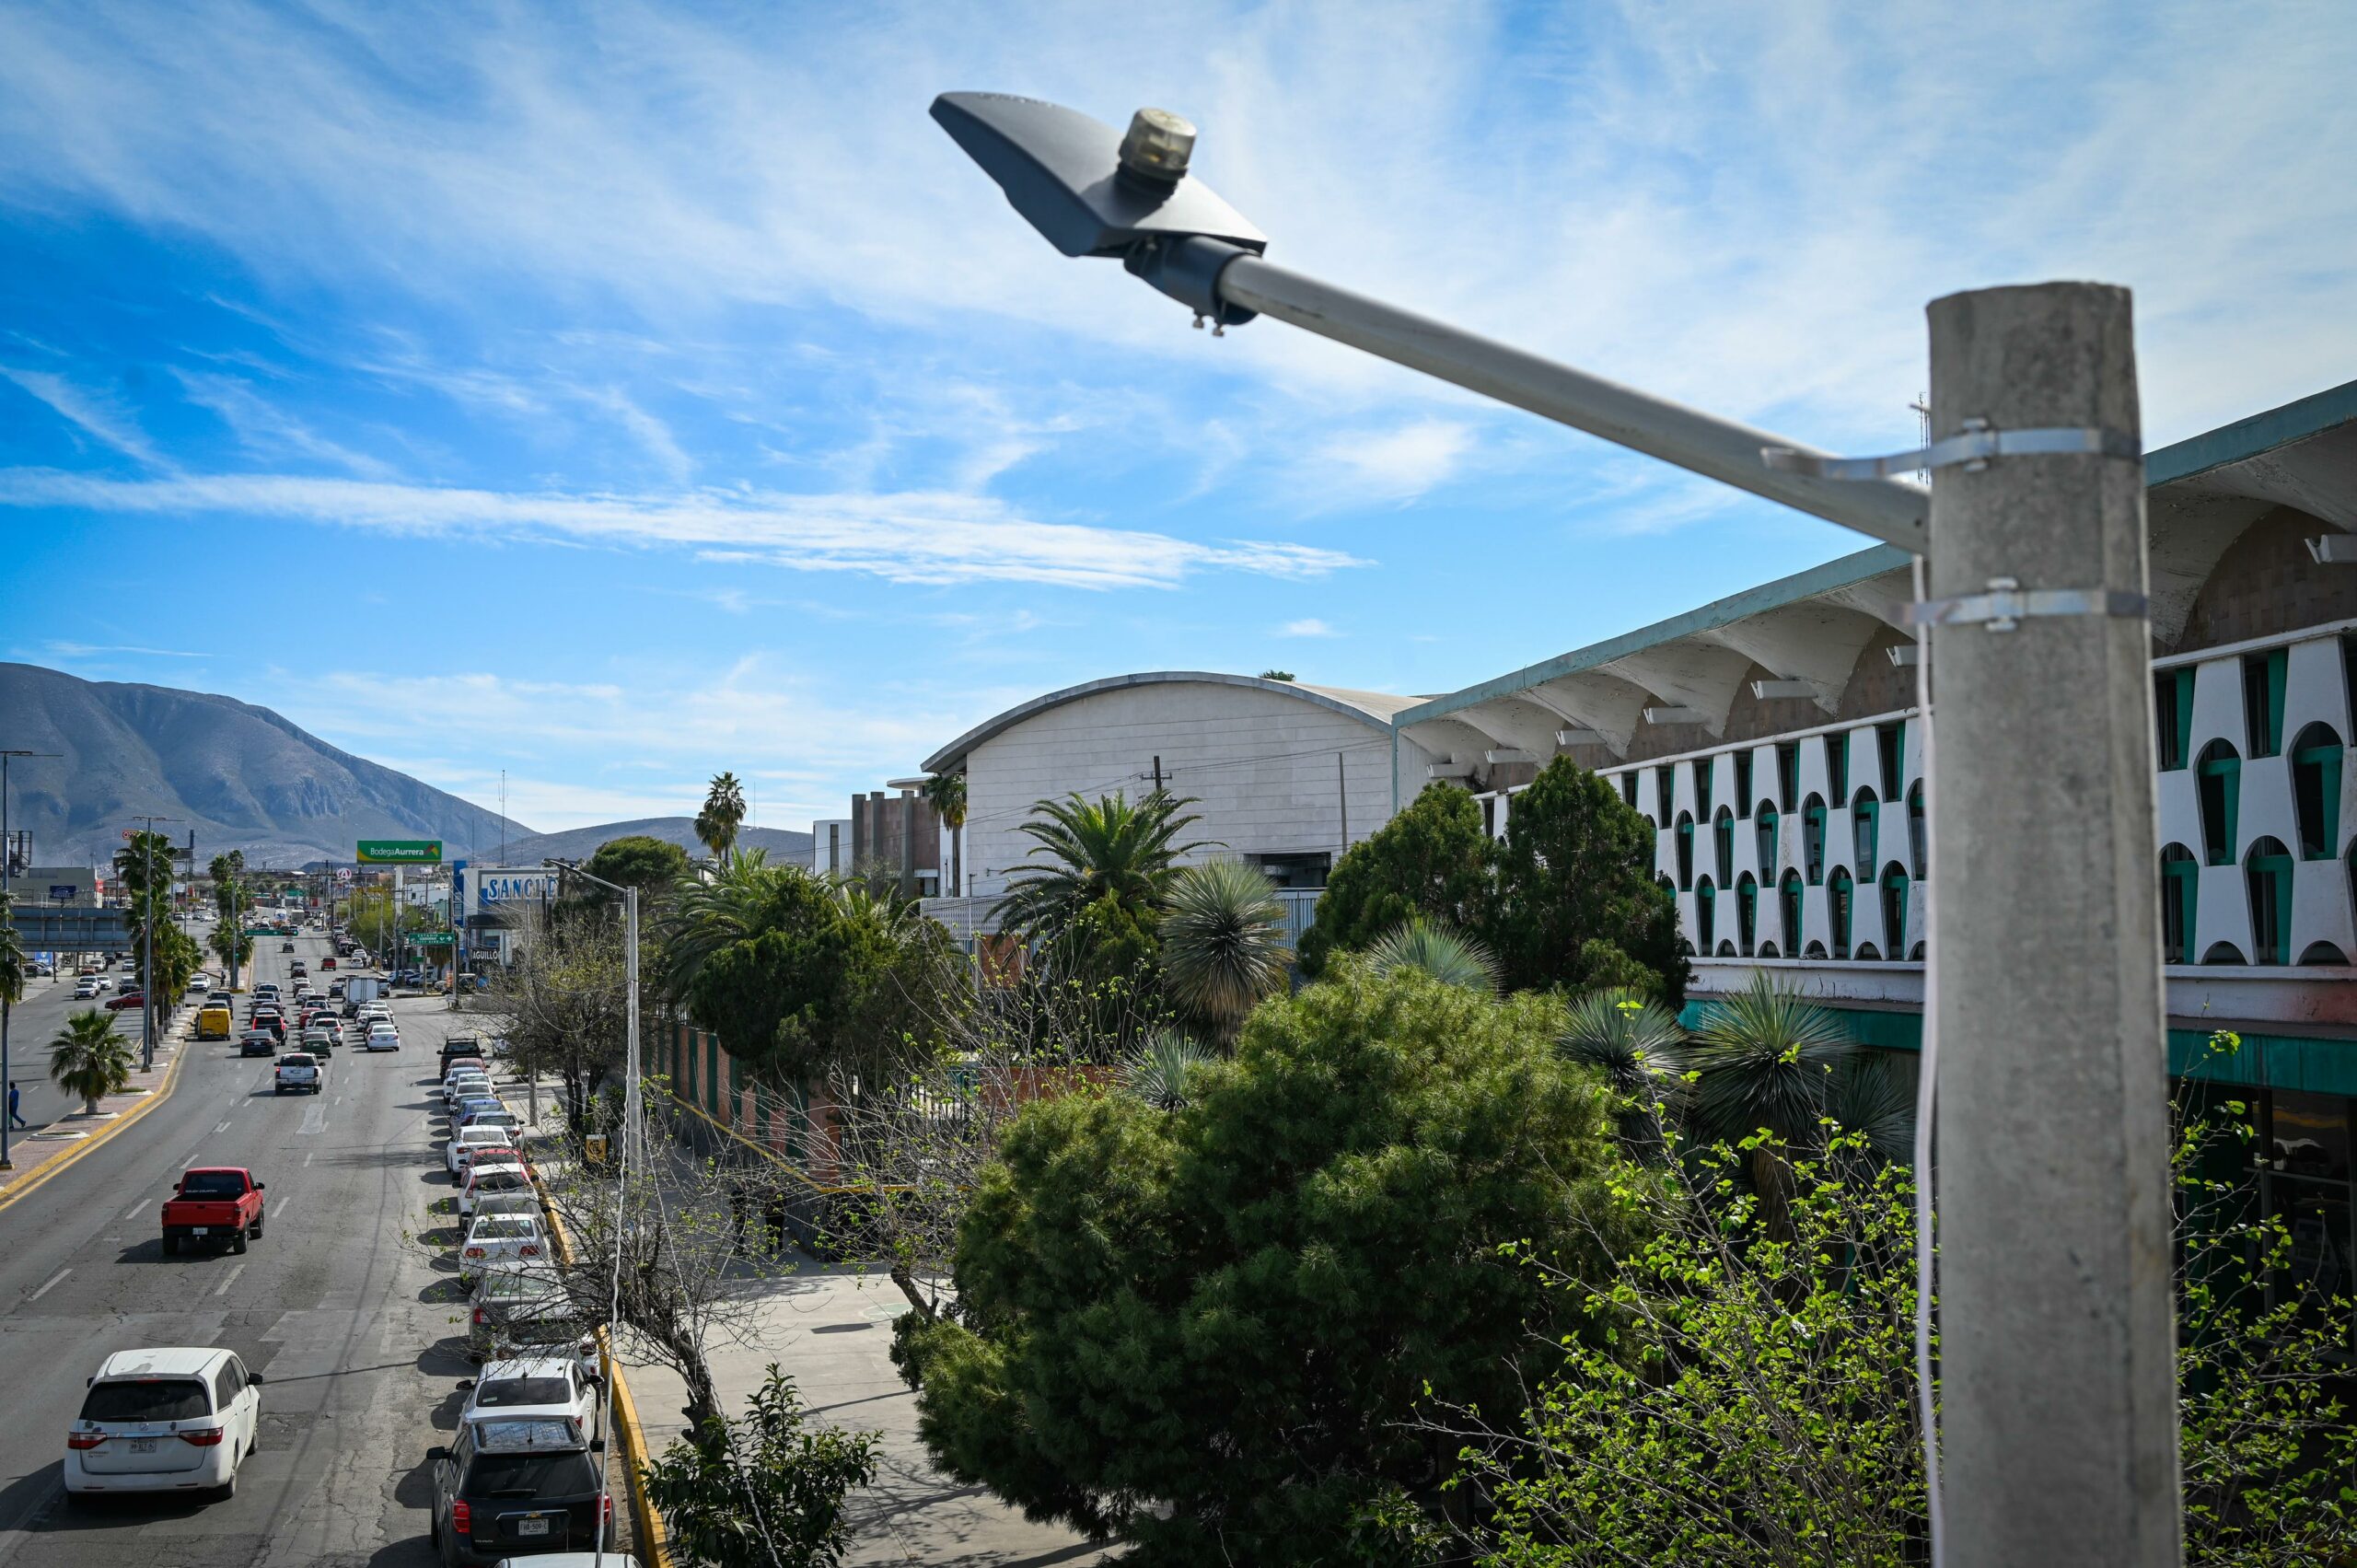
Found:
[621,1269,1112,1567]
[0,995,193,1203]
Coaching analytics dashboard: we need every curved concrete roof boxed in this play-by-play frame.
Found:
[923,671,1412,774]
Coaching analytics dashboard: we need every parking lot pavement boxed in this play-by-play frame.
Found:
[619,1270,1109,1567]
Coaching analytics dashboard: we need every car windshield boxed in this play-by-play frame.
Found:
[463,1448,598,1499]
[477,1195,539,1217]
[80,1377,211,1422]
[179,1171,246,1198]
[476,1376,572,1407]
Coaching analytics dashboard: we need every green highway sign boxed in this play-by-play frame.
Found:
[403,931,457,947]
[356,840,443,865]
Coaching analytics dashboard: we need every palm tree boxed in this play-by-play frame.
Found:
[697,772,748,860]
[1559,986,1685,1158]
[1160,861,1289,1046]
[657,846,783,999]
[990,791,1212,939]
[921,772,968,896]
[1362,917,1501,993]
[1118,1029,1218,1110]
[1672,972,1860,1237]
[50,1009,135,1115]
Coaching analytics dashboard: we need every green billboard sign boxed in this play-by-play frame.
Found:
[356,840,443,865]
[403,930,457,947]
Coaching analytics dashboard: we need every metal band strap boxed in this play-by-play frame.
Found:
[1901,581,2149,633]
[1760,422,2142,482]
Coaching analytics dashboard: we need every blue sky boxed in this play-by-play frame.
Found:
[3,1,2352,834]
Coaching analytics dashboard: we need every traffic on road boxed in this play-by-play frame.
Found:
[0,925,618,1565]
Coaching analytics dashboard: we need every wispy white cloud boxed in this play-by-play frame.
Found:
[170,369,395,478]
[581,385,694,485]
[1276,617,1340,638]
[1306,419,1475,504]
[45,640,209,658]
[0,366,168,468]
[0,469,1365,590]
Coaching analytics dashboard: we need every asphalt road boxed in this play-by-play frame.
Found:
[2,917,205,1137]
[0,932,492,1568]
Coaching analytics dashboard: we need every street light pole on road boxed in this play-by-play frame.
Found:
[933,93,2178,1565]
[1,749,64,1170]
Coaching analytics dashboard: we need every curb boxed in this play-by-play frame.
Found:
[533,1136,675,1568]
[0,1016,192,1218]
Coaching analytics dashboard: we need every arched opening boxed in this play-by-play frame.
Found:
[2291,723,2343,859]
[1802,794,1828,885]
[1804,940,1829,958]
[2245,837,2293,965]
[2299,941,2348,966]
[1909,941,1926,960]
[1755,805,1781,880]
[2197,740,2242,865]
[1778,870,1803,957]
[1695,878,1716,953]
[1675,811,1696,890]
[1906,782,1926,878]
[2202,940,2249,964]
[1880,862,1910,960]
[2160,844,2200,965]
[1828,866,1854,959]
[1851,787,1878,878]
[1736,873,1759,957]
[1855,942,1882,960]
[1713,807,1735,886]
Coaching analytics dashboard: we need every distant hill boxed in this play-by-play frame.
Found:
[477,817,813,868]
[0,662,534,870]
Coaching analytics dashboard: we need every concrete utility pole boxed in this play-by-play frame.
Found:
[1926,284,2179,1567]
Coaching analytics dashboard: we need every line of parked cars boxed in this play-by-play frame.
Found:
[425,1033,621,1565]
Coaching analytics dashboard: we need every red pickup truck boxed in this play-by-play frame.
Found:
[161,1167,266,1257]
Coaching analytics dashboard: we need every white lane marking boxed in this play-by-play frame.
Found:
[297,1100,326,1136]
[122,1196,150,1220]
[28,1268,69,1301]
[272,1193,296,1226]
[214,1120,231,1133]
[213,1261,246,1296]
[303,1151,315,1167]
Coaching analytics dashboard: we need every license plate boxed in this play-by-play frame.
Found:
[131,1438,157,1453]
[517,1516,551,1537]
[192,1227,209,1236]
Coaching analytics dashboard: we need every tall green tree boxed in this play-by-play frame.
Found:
[560,834,692,925]
[895,966,1645,1566]
[49,1009,135,1114]
[1486,757,1689,1005]
[990,791,1210,941]
[921,772,967,896]
[696,772,748,860]
[1296,783,1492,979]
[1158,860,1288,1047]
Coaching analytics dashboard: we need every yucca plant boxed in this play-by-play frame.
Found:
[1362,917,1501,993]
[1161,861,1290,1046]
[50,1008,136,1115]
[1118,1029,1218,1111]
[1559,986,1686,1158]
[1674,972,1859,1237]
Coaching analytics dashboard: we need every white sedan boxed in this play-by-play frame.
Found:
[458,1161,530,1219]
[442,1074,493,1109]
[460,1354,599,1445]
[64,1347,263,1502]
[364,1024,400,1051]
[447,1126,516,1179]
[458,1212,549,1278]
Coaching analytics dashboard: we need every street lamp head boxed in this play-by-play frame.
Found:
[930,91,1265,324]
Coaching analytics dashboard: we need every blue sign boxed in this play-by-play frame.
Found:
[49,885,76,901]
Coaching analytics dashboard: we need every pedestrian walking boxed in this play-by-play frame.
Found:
[8,1082,25,1129]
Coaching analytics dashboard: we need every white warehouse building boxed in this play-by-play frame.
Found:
[919,672,1434,931]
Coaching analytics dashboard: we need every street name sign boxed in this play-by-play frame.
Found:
[356,840,443,865]
[403,931,457,947]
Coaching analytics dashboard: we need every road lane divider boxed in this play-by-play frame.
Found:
[28,1268,69,1302]
[213,1261,246,1296]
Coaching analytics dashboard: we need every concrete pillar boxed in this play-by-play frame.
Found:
[1927,283,2181,1566]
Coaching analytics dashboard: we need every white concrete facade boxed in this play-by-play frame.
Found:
[923,672,1436,901]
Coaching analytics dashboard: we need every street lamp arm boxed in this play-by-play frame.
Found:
[1210,250,1927,548]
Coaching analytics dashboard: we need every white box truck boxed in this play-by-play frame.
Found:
[343,975,383,1006]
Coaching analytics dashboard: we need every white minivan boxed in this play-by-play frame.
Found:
[64,1346,263,1501]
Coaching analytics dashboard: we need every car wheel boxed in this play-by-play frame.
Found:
[213,1468,237,1503]
[163,1234,179,1256]
[250,1221,263,1239]
[230,1229,248,1256]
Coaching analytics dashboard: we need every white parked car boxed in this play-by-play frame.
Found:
[459,1354,599,1446]
[443,1074,493,1109]
[64,1347,263,1502]
[471,1191,541,1222]
[459,1213,548,1278]
[459,1163,531,1219]
[455,1108,524,1144]
[365,1023,400,1051]
[74,980,100,999]
[447,1125,517,1178]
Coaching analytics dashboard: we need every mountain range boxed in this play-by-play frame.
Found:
[0,661,536,870]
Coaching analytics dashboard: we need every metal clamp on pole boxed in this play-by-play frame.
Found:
[1901,576,2149,633]
[1762,417,2142,482]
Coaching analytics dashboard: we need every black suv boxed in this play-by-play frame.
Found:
[426,1420,608,1563]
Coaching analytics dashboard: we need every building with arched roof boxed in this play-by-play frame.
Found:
[920,671,1437,916]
